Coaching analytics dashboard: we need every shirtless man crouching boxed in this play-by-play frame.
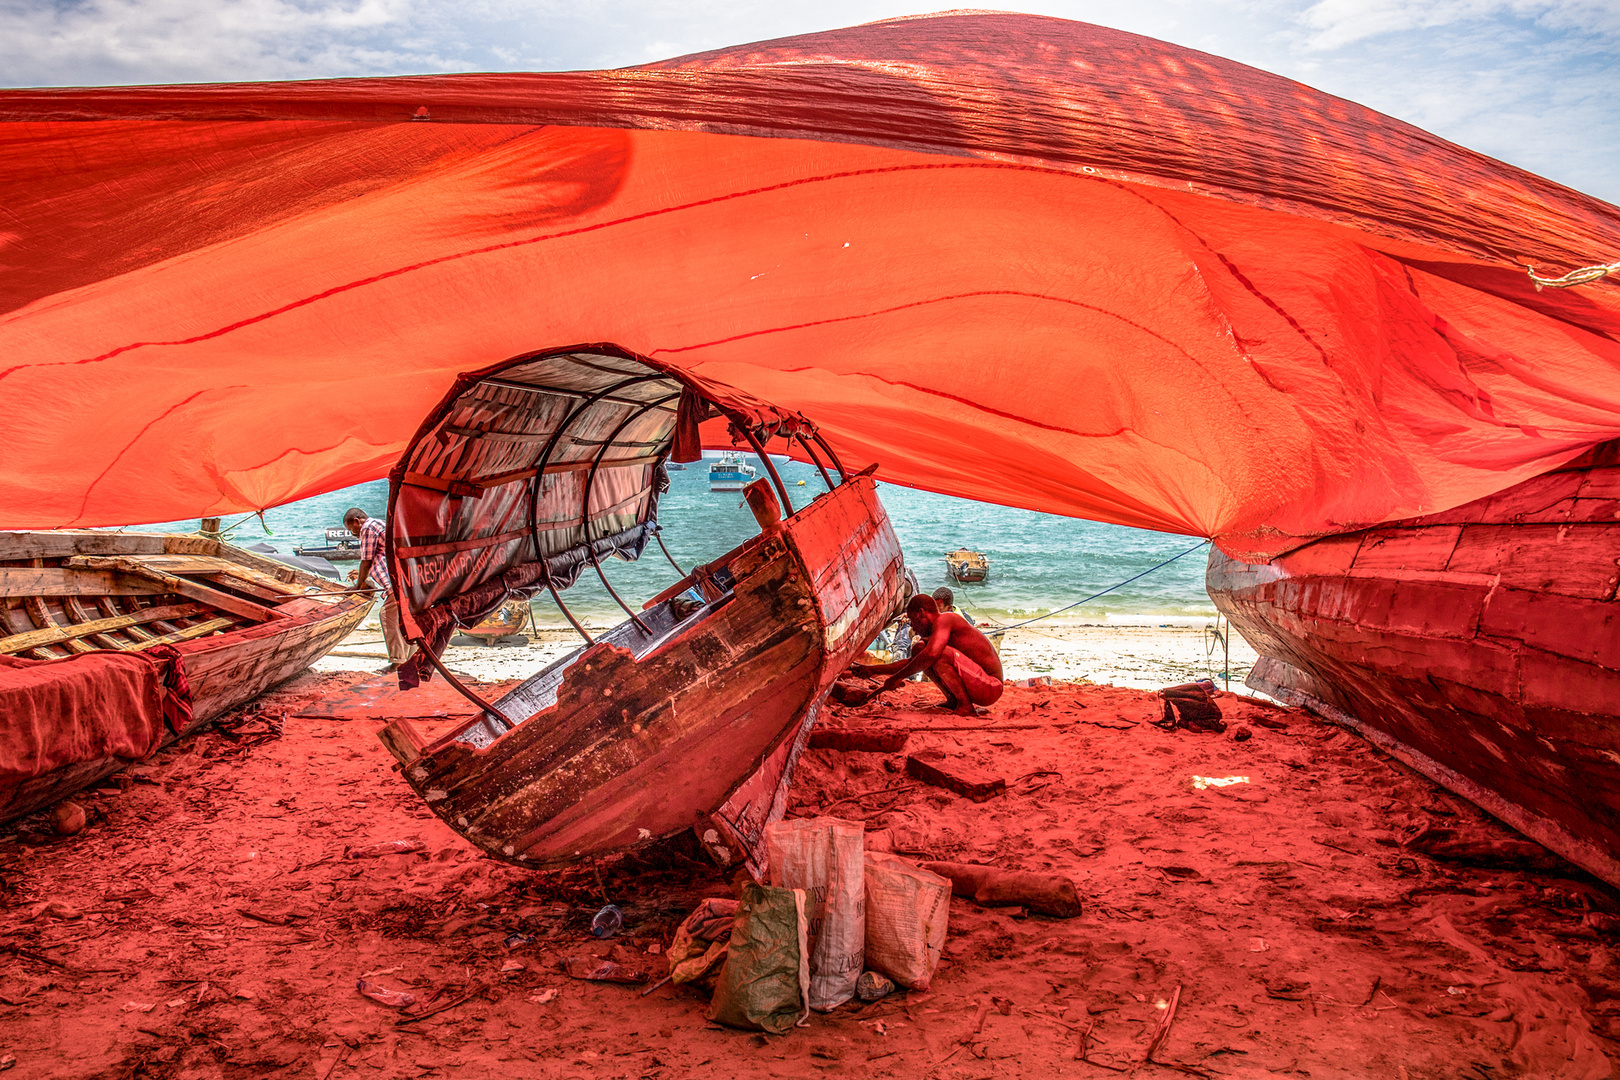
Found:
[850,594,1003,714]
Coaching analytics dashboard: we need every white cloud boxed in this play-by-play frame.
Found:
[0,0,465,83]
[1297,0,1620,50]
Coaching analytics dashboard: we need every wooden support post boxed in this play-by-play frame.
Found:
[378,720,427,766]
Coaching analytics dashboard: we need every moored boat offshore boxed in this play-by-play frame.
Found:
[708,452,756,492]
[945,548,990,584]
[1208,439,1620,888]
[0,532,370,821]
[294,525,362,562]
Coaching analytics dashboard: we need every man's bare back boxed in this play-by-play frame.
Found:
[924,610,1002,682]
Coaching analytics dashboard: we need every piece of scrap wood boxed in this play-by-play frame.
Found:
[808,728,910,753]
[905,752,1005,802]
[1141,983,1182,1068]
[395,982,486,1025]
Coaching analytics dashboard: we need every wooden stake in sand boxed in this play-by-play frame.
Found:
[1133,984,1213,1078]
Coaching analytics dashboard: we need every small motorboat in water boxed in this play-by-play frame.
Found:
[294,525,362,562]
[944,548,990,583]
[708,452,756,491]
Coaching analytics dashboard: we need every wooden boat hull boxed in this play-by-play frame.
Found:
[292,546,360,562]
[0,531,370,821]
[380,475,903,871]
[455,598,530,641]
[945,550,990,584]
[1207,444,1620,886]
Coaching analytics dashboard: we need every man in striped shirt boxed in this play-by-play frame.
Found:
[344,508,411,670]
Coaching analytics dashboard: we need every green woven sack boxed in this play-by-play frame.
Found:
[706,883,810,1035]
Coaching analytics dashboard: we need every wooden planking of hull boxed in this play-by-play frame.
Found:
[0,530,371,821]
[1207,441,1620,887]
[456,598,530,641]
[379,475,903,871]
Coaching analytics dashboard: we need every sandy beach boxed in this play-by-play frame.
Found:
[314,618,1259,694]
[2,673,1612,1079]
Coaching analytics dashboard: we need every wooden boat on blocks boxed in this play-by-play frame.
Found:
[374,347,903,874]
[1207,439,1620,888]
[945,548,990,584]
[0,532,370,821]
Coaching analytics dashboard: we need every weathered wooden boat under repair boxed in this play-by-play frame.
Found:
[1208,439,1620,888]
[0,532,371,821]
[375,347,903,873]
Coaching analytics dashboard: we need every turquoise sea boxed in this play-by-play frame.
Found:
[136,453,1215,629]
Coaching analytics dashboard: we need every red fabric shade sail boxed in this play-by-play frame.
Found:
[2,12,1617,559]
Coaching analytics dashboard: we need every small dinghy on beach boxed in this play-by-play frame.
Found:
[0,532,370,821]
[374,347,903,873]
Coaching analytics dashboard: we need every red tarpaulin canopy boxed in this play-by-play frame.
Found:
[2,12,1617,559]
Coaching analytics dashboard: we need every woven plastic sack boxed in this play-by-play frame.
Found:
[706,884,810,1035]
[863,852,951,990]
[765,816,865,1010]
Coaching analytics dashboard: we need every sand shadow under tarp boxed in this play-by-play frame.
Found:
[294,675,518,721]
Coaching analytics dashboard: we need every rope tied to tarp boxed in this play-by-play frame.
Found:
[994,539,1211,631]
[1527,260,1620,291]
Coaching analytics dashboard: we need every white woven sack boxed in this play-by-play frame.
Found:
[863,852,951,990]
[765,816,865,1010]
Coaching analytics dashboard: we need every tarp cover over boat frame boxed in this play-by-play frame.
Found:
[387,347,817,644]
[1,12,1618,558]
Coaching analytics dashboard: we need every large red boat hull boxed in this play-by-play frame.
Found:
[1207,444,1620,887]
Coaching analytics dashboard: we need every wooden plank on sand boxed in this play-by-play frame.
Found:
[0,602,206,655]
[905,751,1006,802]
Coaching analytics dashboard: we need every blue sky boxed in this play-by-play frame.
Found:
[2,1,1617,204]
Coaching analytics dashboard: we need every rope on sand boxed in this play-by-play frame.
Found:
[1527,260,1620,291]
[994,539,1211,631]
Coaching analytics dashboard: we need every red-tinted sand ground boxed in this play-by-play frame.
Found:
[1,674,1616,1079]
